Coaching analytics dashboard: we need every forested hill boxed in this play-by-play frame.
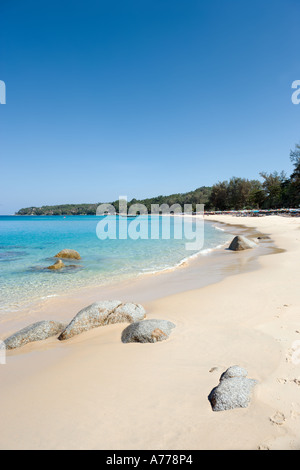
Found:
[16,187,212,215]
[16,143,300,215]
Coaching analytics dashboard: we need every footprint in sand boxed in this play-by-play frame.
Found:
[270,411,286,426]
[286,341,300,364]
[277,377,300,386]
[275,304,290,317]
[277,378,288,384]
[290,410,300,420]
[290,403,300,420]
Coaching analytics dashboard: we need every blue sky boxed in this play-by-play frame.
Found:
[0,0,300,214]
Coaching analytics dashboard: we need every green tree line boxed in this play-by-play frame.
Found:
[209,143,300,210]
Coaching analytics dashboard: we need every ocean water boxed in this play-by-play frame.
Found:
[0,215,231,313]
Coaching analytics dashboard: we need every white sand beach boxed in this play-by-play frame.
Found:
[0,215,300,450]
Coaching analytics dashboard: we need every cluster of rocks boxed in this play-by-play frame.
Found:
[3,310,257,412]
[58,300,147,341]
[46,249,81,271]
[5,236,263,413]
[3,311,257,412]
[3,301,176,351]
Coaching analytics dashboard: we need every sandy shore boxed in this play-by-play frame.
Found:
[0,215,300,450]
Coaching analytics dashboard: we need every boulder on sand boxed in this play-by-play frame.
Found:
[58,300,146,341]
[121,319,176,344]
[47,259,65,270]
[228,235,257,251]
[4,321,66,350]
[208,365,257,411]
[54,249,81,260]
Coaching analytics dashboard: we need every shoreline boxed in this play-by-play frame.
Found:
[0,215,299,449]
[0,216,230,317]
[0,219,268,337]
[0,213,280,321]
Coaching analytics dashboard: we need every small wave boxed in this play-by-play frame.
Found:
[136,240,229,277]
[200,243,226,255]
[40,294,58,299]
[213,225,225,232]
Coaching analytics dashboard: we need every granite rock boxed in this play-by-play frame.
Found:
[4,321,66,350]
[54,249,81,260]
[121,319,175,343]
[58,300,146,341]
[47,259,65,270]
[208,365,257,411]
[228,235,257,251]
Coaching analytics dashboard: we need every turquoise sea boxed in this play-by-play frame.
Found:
[0,215,231,314]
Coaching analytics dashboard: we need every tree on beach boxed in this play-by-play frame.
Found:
[259,171,286,208]
[210,181,229,210]
[247,181,266,209]
[227,177,259,210]
[209,178,266,210]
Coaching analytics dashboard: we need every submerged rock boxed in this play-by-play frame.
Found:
[4,321,66,350]
[121,319,176,344]
[54,249,81,260]
[208,365,257,411]
[228,235,257,251]
[47,259,65,270]
[58,300,146,341]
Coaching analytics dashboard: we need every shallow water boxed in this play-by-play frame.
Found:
[0,215,231,313]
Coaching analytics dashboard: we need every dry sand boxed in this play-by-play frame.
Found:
[0,215,299,450]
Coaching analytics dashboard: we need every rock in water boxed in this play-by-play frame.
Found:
[58,300,146,341]
[54,249,81,260]
[121,319,175,343]
[228,235,257,251]
[47,259,65,270]
[4,321,66,350]
[208,365,257,411]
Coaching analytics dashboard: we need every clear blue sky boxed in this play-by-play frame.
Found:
[1,0,300,214]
